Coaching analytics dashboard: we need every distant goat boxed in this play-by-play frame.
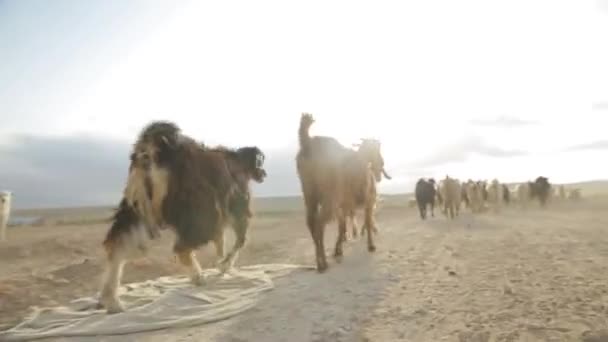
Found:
[461,183,470,209]
[530,176,551,207]
[502,184,510,205]
[464,180,483,213]
[439,176,461,219]
[486,179,504,213]
[558,185,566,200]
[516,176,551,209]
[568,188,581,200]
[0,191,11,241]
[415,178,437,220]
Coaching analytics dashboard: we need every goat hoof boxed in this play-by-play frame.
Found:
[368,245,376,252]
[191,273,206,286]
[106,304,125,314]
[99,298,125,314]
[333,249,343,262]
[217,257,235,275]
[316,260,328,273]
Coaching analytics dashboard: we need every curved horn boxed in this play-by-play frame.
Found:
[382,168,392,180]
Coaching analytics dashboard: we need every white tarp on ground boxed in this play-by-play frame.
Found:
[0,264,312,341]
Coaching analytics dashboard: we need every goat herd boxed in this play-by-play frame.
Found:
[0,113,584,316]
[412,176,578,220]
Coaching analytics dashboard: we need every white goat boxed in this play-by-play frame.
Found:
[440,176,461,219]
[0,191,12,241]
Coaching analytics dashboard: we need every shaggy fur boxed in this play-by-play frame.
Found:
[296,113,391,272]
[415,178,437,220]
[98,121,267,313]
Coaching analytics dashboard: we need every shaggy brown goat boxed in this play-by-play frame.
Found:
[98,121,266,313]
[296,113,391,272]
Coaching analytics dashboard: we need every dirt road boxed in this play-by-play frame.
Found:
[2,199,608,341]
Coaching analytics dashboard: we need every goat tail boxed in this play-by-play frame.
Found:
[298,113,315,153]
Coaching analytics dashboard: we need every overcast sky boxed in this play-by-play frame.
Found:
[1,0,607,209]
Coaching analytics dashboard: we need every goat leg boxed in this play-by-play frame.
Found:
[334,214,346,260]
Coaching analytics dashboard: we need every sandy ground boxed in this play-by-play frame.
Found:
[1,196,608,342]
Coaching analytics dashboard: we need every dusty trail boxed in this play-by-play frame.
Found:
[153,205,608,342]
[130,203,608,342]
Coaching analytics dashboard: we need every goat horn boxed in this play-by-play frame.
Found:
[382,168,392,180]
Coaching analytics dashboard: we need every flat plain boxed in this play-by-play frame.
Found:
[1,181,607,341]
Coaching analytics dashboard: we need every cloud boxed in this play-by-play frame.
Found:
[592,102,608,110]
[412,136,527,168]
[565,140,608,151]
[0,135,302,209]
[599,0,608,14]
[468,115,539,127]
[0,135,131,209]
